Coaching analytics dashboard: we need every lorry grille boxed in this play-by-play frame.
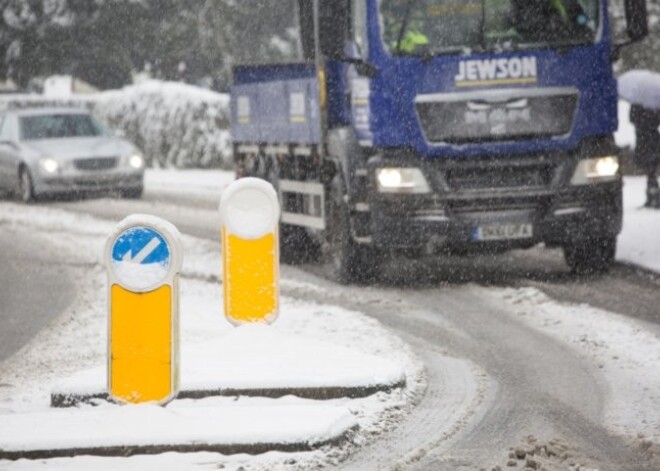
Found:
[437,155,562,215]
[416,88,578,144]
[445,163,554,190]
[74,157,118,171]
[447,196,550,213]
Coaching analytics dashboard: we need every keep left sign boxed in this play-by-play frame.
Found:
[105,214,183,405]
[111,227,171,290]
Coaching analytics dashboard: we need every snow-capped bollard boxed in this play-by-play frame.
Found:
[220,178,280,325]
[105,214,183,405]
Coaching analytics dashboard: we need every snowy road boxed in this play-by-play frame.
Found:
[0,225,75,362]
[1,170,659,470]
[296,277,660,470]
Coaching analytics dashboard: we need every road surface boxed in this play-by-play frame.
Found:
[0,223,75,362]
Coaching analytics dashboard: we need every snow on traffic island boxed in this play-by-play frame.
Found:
[51,323,406,407]
[0,202,425,469]
[0,403,357,460]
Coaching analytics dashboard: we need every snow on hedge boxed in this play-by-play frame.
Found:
[95,81,231,169]
[0,81,232,169]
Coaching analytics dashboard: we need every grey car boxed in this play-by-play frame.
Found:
[0,107,144,202]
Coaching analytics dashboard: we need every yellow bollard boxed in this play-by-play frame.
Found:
[105,215,183,405]
[220,178,280,325]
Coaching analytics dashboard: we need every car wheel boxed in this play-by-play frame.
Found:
[18,167,36,204]
[564,237,616,275]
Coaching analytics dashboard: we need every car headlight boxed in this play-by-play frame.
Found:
[376,168,430,194]
[127,154,144,169]
[570,156,620,185]
[39,157,60,175]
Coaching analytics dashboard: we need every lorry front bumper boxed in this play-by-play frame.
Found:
[366,182,622,252]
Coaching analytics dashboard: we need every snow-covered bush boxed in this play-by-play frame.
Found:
[0,80,232,169]
[94,81,231,168]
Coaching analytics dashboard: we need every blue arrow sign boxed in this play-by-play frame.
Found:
[112,227,170,266]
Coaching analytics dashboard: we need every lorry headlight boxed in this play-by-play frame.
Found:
[39,157,59,174]
[376,168,430,193]
[127,154,144,169]
[570,156,619,185]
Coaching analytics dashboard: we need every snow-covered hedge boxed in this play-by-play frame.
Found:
[95,81,231,168]
[0,81,232,169]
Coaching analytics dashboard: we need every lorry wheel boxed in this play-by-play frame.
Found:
[327,184,380,285]
[280,223,320,265]
[564,237,616,274]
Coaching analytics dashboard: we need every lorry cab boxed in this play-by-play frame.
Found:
[231,0,648,282]
[347,1,612,152]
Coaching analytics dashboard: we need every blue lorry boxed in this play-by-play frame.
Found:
[230,0,648,283]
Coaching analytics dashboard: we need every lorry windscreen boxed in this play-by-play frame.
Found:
[380,0,599,55]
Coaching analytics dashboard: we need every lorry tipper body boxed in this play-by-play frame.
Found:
[230,0,648,283]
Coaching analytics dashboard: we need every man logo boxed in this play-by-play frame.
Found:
[455,57,537,87]
[464,98,532,136]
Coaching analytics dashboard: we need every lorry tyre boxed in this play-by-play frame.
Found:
[280,223,320,265]
[327,179,380,284]
[564,237,616,274]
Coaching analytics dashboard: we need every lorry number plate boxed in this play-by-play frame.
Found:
[474,223,533,241]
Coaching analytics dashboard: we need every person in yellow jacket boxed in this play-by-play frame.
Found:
[550,0,569,21]
[381,0,430,54]
[397,28,429,53]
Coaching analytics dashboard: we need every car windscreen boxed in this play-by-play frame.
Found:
[19,114,106,141]
[379,0,600,56]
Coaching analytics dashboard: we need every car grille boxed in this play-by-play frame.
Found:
[74,157,118,171]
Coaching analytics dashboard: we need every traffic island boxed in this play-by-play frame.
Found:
[51,324,406,407]
[5,196,409,463]
[0,403,357,460]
